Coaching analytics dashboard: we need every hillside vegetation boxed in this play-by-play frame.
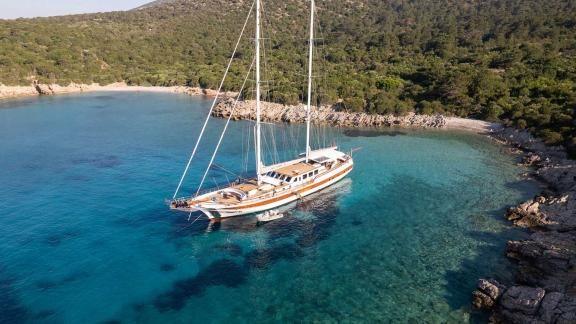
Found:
[0,0,575,155]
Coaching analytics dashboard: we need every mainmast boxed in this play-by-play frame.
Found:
[305,0,315,162]
[255,0,263,184]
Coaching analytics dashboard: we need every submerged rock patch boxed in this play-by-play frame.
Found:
[0,270,29,324]
[72,155,121,169]
[154,259,247,312]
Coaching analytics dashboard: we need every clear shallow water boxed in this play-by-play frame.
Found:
[0,93,540,323]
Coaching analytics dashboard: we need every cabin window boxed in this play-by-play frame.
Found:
[286,176,292,182]
[303,174,308,180]
[280,175,286,181]
[314,170,318,175]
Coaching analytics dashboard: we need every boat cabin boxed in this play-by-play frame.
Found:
[206,150,349,205]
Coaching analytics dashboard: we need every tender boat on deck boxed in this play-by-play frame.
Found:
[256,209,284,224]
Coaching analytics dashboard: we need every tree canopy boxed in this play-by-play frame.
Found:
[0,0,575,156]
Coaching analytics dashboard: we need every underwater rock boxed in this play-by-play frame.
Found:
[159,263,176,272]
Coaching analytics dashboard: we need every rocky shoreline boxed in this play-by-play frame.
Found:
[4,85,573,321]
[213,98,448,128]
[0,82,238,100]
[472,128,576,323]
[214,98,575,322]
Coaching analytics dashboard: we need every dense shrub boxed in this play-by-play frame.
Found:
[0,0,574,152]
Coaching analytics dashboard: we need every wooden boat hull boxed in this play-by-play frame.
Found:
[185,160,353,219]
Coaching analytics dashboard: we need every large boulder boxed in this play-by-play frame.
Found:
[492,288,576,323]
[507,231,575,290]
[472,279,506,309]
[500,286,546,315]
[506,197,555,228]
[34,83,54,95]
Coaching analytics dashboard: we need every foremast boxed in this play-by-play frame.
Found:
[305,0,315,162]
[255,0,314,177]
[255,0,263,184]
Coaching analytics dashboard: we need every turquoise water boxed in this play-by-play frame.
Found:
[0,93,539,323]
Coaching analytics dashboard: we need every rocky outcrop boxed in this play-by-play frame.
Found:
[499,286,546,317]
[473,280,576,323]
[474,127,576,323]
[522,152,543,167]
[33,82,53,95]
[472,279,506,309]
[506,197,558,228]
[213,99,446,128]
[507,230,576,291]
[499,287,572,323]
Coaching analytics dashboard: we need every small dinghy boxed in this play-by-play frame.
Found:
[256,210,284,224]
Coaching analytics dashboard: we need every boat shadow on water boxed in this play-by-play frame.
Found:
[174,178,352,236]
[140,180,352,314]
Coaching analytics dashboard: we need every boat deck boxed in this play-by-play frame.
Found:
[276,162,317,177]
[232,181,259,192]
[181,156,343,208]
[202,162,321,205]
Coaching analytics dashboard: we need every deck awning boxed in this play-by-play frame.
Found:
[275,162,316,177]
[310,156,331,164]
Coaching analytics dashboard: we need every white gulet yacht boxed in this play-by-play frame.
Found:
[169,0,354,219]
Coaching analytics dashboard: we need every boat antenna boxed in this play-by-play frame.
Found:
[171,0,255,199]
[305,0,315,162]
[255,0,263,184]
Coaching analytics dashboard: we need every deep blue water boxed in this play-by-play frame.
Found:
[0,92,539,323]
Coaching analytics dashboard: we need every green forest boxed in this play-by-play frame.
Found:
[0,0,575,156]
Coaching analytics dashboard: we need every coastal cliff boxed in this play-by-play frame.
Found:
[213,99,447,129]
[472,128,576,323]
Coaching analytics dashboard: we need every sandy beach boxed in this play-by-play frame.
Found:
[1,82,500,134]
[0,82,237,100]
[444,116,502,133]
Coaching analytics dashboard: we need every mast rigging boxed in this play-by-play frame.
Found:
[305,0,315,162]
